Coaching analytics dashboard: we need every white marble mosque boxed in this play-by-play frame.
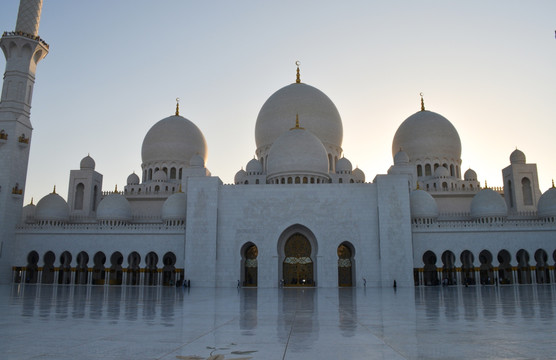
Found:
[1,0,556,289]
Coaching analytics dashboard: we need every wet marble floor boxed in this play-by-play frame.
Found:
[1,284,555,359]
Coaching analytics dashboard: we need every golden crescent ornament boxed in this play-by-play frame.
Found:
[295,61,300,66]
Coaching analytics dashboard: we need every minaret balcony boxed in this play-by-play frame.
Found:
[1,31,49,49]
[18,134,29,148]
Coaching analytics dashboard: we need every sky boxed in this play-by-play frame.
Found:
[1,1,555,204]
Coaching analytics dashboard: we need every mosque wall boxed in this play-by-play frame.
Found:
[213,182,382,287]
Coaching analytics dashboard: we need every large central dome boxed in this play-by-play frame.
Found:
[255,83,343,154]
[141,115,207,165]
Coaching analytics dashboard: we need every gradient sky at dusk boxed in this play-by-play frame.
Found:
[1,1,555,204]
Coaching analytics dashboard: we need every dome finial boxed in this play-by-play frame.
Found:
[114,184,118,193]
[416,182,420,190]
[52,185,56,194]
[552,179,555,188]
[420,92,425,111]
[291,113,304,130]
[30,197,34,205]
[175,97,180,116]
[484,180,488,189]
[295,61,301,83]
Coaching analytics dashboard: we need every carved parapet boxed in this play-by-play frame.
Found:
[2,30,49,49]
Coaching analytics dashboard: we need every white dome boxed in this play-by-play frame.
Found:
[537,187,556,218]
[97,193,132,221]
[141,115,207,166]
[255,83,343,153]
[352,167,365,183]
[335,157,352,173]
[392,110,461,163]
[464,169,477,181]
[234,169,247,184]
[393,149,409,165]
[127,172,140,185]
[267,127,329,178]
[161,192,187,221]
[21,202,36,223]
[152,170,167,182]
[510,149,526,164]
[410,189,439,219]
[80,155,95,170]
[246,158,263,174]
[434,166,450,178]
[189,154,205,168]
[35,192,70,222]
[470,189,507,219]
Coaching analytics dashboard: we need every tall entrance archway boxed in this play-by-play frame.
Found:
[337,243,354,287]
[283,233,314,287]
[242,243,258,287]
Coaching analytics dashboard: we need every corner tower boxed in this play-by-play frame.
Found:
[0,0,48,283]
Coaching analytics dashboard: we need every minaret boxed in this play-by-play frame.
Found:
[0,0,48,283]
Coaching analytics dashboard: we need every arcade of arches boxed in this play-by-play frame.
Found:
[14,250,182,286]
[416,248,556,286]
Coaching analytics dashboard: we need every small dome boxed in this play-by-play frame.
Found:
[267,127,329,178]
[410,189,439,219]
[470,189,507,219]
[161,192,187,221]
[189,154,205,168]
[234,169,247,184]
[127,172,140,185]
[392,110,461,163]
[464,168,477,181]
[152,170,167,182]
[434,166,450,178]
[97,193,132,221]
[246,158,263,174]
[255,83,343,153]
[510,149,526,164]
[141,115,207,166]
[80,155,95,170]
[537,187,556,218]
[393,149,409,165]
[21,202,36,223]
[336,157,352,173]
[35,192,70,222]
[352,167,365,183]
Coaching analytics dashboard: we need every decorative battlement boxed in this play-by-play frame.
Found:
[1,31,49,49]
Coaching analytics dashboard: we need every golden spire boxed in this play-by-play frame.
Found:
[290,113,304,130]
[484,180,488,189]
[114,184,118,193]
[175,97,180,116]
[552,179,555,188]
[52,185,56,194]
[30,197,34,205]
[295,61,301,83]
[178,183,183,193]
[416,182,420,190]
[420,92,425,111]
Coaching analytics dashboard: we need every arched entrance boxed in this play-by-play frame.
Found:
[337,243,354,287]
[283,233,314,287]
[242,243,258,287]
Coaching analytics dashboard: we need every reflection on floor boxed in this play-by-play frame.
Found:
[1,284,555,359]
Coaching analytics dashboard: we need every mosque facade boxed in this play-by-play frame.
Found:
[1,0,556,288]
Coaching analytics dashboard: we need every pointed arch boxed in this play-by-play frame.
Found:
[277,224,318,287]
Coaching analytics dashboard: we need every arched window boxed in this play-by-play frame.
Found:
[148,169,153,180]
[417,165,423,177]
[425,164,432,176]
[507,180,514,207]
[522,177,533,205]
[170,167,176,179]
[295,177,300,184]
[179,168,183,180]
[450,164,455,177]
[74,183,84,210]
[287,177,292,184]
